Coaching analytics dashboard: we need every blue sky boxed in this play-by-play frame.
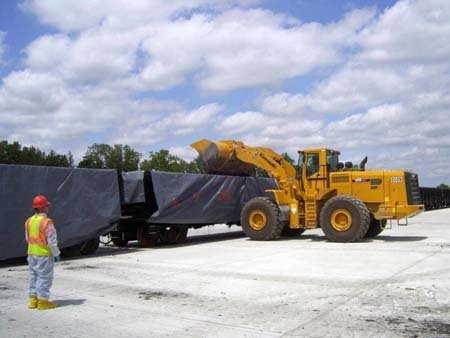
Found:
[0,0,449,186]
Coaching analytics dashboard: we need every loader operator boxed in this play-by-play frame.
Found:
[25,195,60,310]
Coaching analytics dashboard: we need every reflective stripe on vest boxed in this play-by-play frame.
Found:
[25,215,52,256]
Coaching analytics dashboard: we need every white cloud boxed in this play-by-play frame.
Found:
[0,70,126,146]
[169,146,198,161]
[24,28,142,83]
[0,32,6,65]
[219,111,267,135]
[22,5,375,91]
[357,0,450,63]
[113,103,224,146]
[137,7,375,92]
[217,110,325,155]
[261,60,450,117]
[261,0,450,117]
[0,69,187,150]
[19,0,261,32]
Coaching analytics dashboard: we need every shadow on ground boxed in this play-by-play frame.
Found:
[366,235,428,242]
[0,246,143,268]
[151,231,246,250]
[57,299,86,307]
[288,234,428,242]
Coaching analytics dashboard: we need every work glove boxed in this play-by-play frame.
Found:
[54,255,61,263]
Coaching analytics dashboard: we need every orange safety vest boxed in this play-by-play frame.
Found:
[25,215,53,256]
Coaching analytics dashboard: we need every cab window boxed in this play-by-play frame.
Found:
[327,150,339,172]
[306,153,319,177]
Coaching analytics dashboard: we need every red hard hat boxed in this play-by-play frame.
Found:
[32,195,50,209]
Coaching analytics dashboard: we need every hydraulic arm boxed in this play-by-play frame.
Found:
[191,139,303,226]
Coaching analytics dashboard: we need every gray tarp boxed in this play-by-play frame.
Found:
[121,171,145,204]
[147,171,278,224]
[0,165,121,261]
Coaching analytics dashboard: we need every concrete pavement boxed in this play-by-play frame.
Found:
[1,209,449,338]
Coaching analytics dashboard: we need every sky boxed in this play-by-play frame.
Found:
[0,0,449,186]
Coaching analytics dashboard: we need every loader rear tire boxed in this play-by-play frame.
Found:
[320,195,370,242]
[364,217,386,238]
[241,197,283,241]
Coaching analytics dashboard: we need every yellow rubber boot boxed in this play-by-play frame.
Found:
[28,296,38,309]
[37,299,59,310]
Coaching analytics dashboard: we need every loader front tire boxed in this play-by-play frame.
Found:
[320,195,370,242]
[241,197,283,241]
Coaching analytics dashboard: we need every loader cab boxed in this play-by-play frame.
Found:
[298,148,340,189]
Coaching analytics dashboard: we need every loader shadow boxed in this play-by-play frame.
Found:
[158,231,428,249]
[57,299,86,307]
[268,234,428,243]
[363,235,428,242]
[294,234,428,242]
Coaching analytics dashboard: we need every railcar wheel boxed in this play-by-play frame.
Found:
[160,226,188,244]
[137,224,158,247]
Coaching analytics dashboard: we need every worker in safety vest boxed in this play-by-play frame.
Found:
[25,195,60,310]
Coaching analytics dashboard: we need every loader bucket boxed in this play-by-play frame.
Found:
[191,139,254,176]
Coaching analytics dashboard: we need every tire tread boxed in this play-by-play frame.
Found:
[320,195,370,242]
[241,197,284,241]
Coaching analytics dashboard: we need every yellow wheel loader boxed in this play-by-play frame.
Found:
[191,139,424,242]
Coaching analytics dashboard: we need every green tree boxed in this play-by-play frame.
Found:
[140,149,191,172]
[78,143,141,171]
[281,152,295,165]
[0,140,72,167]
[67,152,75,167]
[2,141,22,164]
[437,183,450,189]
[113,145,141,171]
[21,146,46,165]
[78,143,111,169]
[45,150,74,167]
[186,156,206,174]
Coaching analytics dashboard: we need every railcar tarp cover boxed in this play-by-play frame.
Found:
[147,171,278,224]
[121,171,145,204]
[0,165,121,261]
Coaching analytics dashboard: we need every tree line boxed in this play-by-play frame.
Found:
[0,140,74,167]
[0,140,204,173]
